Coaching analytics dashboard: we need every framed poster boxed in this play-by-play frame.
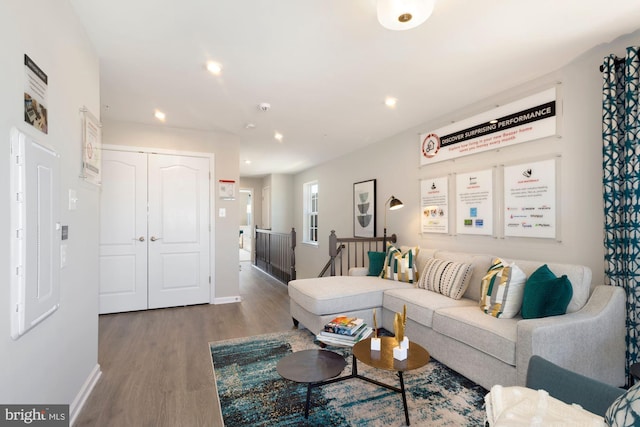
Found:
[219,179,236,200]
[24,55,48,134]
[354,179,376,237]
[81,107,101,185]
[456,169,494,236]
[503,158,557,238]
[421,177,449,234]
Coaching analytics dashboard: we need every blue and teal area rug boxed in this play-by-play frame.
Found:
[210,329,486,426]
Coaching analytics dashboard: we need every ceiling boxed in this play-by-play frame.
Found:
[69,0,640,177]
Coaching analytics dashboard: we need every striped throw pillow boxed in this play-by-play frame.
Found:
[480,257,527,318]
[418,258,474,299]
[380,245,419,283]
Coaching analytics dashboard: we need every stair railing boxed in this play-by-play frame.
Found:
[254,227,296,283]
[318,230,396,277]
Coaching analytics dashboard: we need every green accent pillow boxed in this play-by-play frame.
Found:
[521,264,573,319]
[367,251,386,276]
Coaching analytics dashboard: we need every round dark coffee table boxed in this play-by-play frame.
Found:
[276,349,347,418]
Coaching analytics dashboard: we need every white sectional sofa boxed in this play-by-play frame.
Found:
[288,248,626,390]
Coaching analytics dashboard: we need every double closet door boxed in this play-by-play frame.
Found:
[99,150,211,314]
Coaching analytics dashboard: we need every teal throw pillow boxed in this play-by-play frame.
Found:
[521,264,573,319]
[367,251,386,276]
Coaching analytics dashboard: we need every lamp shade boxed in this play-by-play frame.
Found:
[389,196,404,210]
[377,0,435,31]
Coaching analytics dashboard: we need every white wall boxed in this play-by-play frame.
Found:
[103,120,242,301]
[0,0,101,418]
[294,29,640,282]
[269,174,295,233]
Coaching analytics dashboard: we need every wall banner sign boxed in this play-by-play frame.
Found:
[420,87,557,166]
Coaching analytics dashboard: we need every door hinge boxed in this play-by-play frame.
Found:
[209,276,211,284]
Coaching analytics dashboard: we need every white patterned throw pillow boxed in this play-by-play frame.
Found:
[380,245,419,284]
[605,380,640,426]
[417,258,474,300]
[479,257,527,318]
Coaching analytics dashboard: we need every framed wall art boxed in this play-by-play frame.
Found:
[353,179,376,237]
[80,106,102,185]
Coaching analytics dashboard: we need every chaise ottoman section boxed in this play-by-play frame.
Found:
[288,275,413,334]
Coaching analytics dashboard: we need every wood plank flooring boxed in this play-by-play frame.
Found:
[74,262,294,427]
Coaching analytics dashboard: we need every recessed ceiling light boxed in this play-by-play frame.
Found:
[206,61,222,75]
[274,132,283,142]
[489,119,498,124]
[154,110,166,121]
[244,160,252,165]
[385,97,398,108]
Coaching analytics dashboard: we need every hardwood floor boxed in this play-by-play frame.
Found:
[74,262,294,427]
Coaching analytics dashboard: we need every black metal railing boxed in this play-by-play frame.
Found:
[254,227,296,284]
[318,230,396,277]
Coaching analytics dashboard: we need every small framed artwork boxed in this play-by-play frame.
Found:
[219,179,236,200]
[80,107,101,186]
[354,179,376,237]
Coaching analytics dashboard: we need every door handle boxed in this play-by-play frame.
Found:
[150,236,162,242]
[133,236,145,242]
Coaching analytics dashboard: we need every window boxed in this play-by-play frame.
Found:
[303,181,318,244]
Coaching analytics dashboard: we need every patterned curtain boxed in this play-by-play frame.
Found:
[602,46,640,381]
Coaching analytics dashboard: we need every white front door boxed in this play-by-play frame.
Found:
[99,150,211,313]
[147,154,210,309]
[99,150,148,314]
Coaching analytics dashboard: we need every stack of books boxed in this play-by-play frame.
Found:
[316,316,373,347]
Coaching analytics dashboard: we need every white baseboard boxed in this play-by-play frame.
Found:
[212,296,242,304]
[70,363,102,426]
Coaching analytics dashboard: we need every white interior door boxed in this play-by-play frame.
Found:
[147,154,210,309]
[99,150,148,314]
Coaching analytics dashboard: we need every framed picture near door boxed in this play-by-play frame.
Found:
[354,179,376,237]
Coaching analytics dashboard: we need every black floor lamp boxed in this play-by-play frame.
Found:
[383,195,404,249]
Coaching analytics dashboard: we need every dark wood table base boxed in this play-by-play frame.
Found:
[278,338,429,426]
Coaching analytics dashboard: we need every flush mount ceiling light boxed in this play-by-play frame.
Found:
[154,110,166,122]
[206,61,222,75]
[385,97,398,108]
[377,0,435,31]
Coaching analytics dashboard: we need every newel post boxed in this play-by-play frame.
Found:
[329,230,337,276]
[290,227,297,281]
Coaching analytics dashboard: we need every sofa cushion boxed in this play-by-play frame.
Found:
[503,260,590,313]
[521,264,573,319]
[380,245,419,283]
[383,288,477,328]
[288,276,413,316]
[433,305,518,365]
[479,258,527,318]
[432,251,494,302]
[417,258,474,300]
